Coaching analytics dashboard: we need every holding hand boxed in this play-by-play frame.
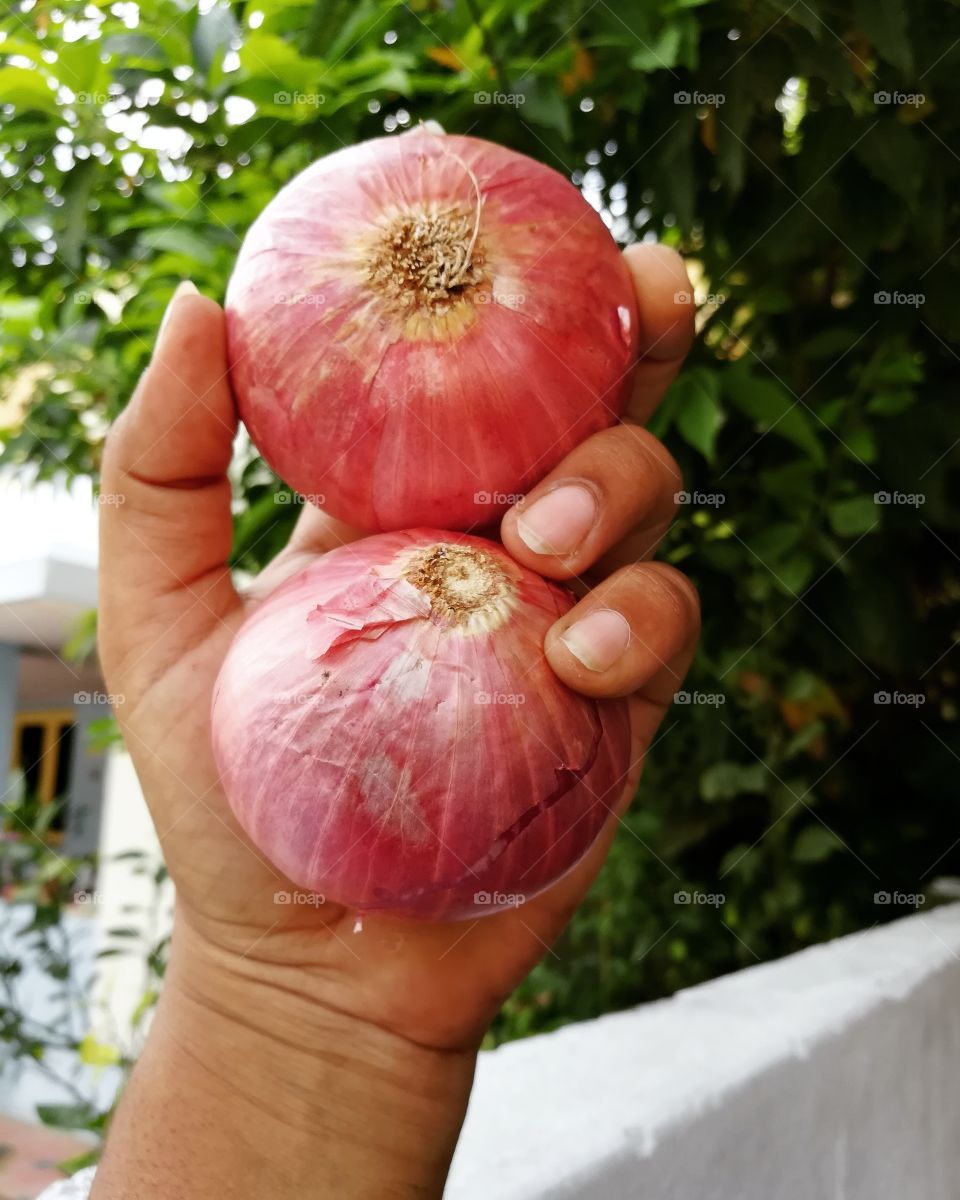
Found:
[92,242,699,1199]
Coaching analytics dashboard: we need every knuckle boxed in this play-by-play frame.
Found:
[601,424,684,495]
[549,425,682,516]
[660,448,684,499]
[652,563,701,627]
[100,405,136,483]
[577,426,639,482]
[618,561,653,591]
[620,562,699,627]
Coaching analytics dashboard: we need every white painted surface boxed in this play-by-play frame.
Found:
[448,903,960,1200]
[0,470,98,649]
[0,471,98,569]
[92,750,173,1041]
[0,642,17,797]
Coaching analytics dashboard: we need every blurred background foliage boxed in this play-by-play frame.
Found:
[1,0,958,1045]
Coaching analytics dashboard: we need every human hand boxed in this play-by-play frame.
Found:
[93,242,698,1199]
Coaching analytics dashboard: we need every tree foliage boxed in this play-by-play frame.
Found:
[1,0,958,1043]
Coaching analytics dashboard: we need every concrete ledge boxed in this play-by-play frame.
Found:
[448,904,960,1199]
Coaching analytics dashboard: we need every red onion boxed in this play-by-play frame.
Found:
[225,127,638,531]
[212,531,631,920]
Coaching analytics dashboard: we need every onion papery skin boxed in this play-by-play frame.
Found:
[225,129,638,532]
[211,530,631,921]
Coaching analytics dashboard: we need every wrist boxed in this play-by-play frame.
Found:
[93,912,476,1199]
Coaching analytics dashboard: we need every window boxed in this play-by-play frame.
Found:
[10,709,75,835]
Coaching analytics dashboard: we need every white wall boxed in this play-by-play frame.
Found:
[448,903,960,1200]
[0,470,98,570]
[0,643,17,797]
[91,749,174,1043]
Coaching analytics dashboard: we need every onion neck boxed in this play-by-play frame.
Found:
[400,542,516,632]
[366,204,487,317]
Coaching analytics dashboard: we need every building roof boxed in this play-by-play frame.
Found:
[0,471,98,650]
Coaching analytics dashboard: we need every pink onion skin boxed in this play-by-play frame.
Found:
[225,129,638,532]
[211,530,631,921]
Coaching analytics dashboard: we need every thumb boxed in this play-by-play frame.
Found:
[99,282,241,694]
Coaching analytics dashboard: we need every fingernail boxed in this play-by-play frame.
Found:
[560,609,631,672]
[158,280,199,341]
[516,484,598,556]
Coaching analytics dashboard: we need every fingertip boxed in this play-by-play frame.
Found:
[623,242,695,362]
[501,480,601,580]
[624,240,687,272]
[544,606,634,699]
[105,285,236,489]
[554,608,632,674]
[643,561,702,632]
[152,286,227,373]
[544,562,701,700]
[156,279,200,341]
[500,424,684,579]
[623,241,690,293]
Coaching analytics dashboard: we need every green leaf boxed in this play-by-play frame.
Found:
[719,843,758,880]
[130,987,159,1029]
[828,496,879,537]
[787,667,825,700]
[240,32,326,93]
[0,37,50,66]
[793,825,844,863]
[856,122,924,203]
[784,720,827,758]
[775,552,816,595]
[860,348,924,388]
[0,67,59,116]
[630,23,683,71]
[37,1103,99,1131]
[854,0,912,75]
[137,227,218,265]
[673,368,724,462]
[101,34,169,64]
[801,329,863,360]
[520,81,572,138]
[700,761,768,801]
[841,424,878,464]
[770,0,822,39]
[86,716,122,753]
[60,160,96,272]
[192,3,240,76]
[58,1149,100,1176]
[54,40,105,96]
[725,369,825,466]
[79,1033,121,1067]
[717,71,751,194]
[749,522,802,561]
[866,389,916,415]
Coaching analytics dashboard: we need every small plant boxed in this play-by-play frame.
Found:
[0,781,167,1172]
